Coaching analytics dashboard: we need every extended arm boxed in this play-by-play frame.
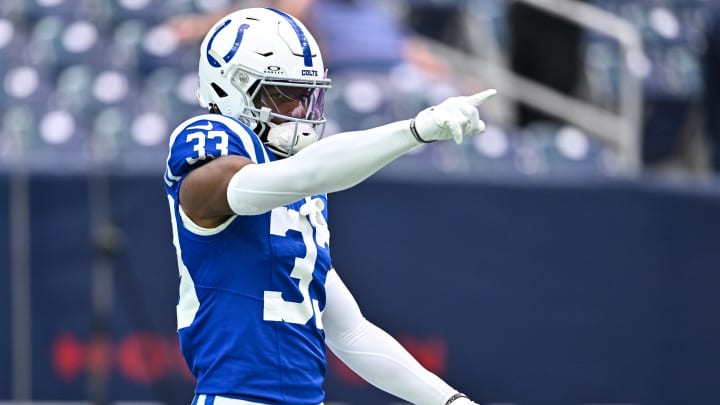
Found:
[322,269,477,405]
[226,120,417,214]
[227,90,497,215]
[180,120,416,227]
[180,90,496,226]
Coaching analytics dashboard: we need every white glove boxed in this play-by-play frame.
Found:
[412,89,497,144]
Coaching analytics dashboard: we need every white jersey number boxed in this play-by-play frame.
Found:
[185,130,229,165]
[264,202,326,329]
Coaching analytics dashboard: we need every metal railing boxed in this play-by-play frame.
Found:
[428,0,644,172]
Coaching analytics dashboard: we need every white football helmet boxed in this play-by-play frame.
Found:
[197,8,331,157]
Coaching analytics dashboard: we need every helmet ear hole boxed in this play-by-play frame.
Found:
[209,104,222,114]
[211,83,228,98]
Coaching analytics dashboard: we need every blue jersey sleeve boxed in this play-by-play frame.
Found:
[164,114,271,193]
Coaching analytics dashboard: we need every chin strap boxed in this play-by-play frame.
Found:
[258,106,272,122]
[264,121,320,157]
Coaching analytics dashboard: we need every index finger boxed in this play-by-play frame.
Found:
[464,89,498,107]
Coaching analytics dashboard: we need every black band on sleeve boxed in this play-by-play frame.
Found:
[410,119,435,144]
[445,393,469,405]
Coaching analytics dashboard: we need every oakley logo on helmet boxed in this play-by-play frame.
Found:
[206,20,251,68]
[265,66,284,75]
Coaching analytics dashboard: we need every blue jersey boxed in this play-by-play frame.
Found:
[164,114,332,404]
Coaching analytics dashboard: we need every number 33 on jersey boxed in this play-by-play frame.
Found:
[265,197,330,329]
[165,114,332,333]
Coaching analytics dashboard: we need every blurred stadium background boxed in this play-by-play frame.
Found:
[1,0,720,404]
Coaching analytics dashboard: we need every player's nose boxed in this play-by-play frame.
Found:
[288,101,306,119]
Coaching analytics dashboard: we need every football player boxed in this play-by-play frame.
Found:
[164,7,495,405]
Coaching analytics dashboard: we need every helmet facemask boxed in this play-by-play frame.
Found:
[242,78,328,157]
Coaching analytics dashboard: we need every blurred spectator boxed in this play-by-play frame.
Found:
[163,0,268,43]
[304,0,450,78]
[402,0,472,54]
[704,3,720,172]
[508,0,588,128]
[161,0,462,134]
[163,0,449,79]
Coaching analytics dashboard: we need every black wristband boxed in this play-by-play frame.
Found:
[445,393,468,405]
[410,118,435,144]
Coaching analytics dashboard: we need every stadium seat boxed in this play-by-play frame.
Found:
[466,123,522,178]
[141,66,204,125]
[136,21,198,74]
[0,18,28,77]
[21,0,104,23]
[25,16,112,76]
[57,20,110,71]
[0,105,37,170]
[106,18,148,72]
[0,0,24,20]
[585,0,709,166]
[325,70,436,133]
[1,64,53,110]
[464,0,511,50]
[0,101,92,171]
[519,121,613,177]
[106,0,195,26]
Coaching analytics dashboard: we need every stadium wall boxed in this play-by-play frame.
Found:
[1,173,719,405]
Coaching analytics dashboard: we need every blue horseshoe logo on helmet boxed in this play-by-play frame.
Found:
[269,8,313,67]
[206,20,250,68]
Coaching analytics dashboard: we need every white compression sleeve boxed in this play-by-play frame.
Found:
[227,120,417,215]
[323,269,458,405]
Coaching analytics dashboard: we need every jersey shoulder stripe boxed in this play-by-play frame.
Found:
[165,114,270,189]
[207,114,270,164]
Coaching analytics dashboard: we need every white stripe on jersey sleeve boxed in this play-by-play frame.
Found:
[164,114,269,186]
